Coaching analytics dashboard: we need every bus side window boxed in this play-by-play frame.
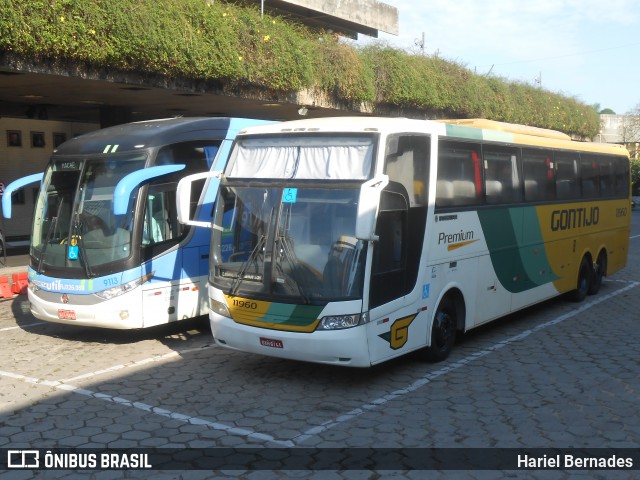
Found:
[142,184,179,246]
[580,154,601,198]
[522,149,555,202]
[594,155,616,197]
[156,142,214,222]
[554,152,580,200]
[483,147,522,204]
[436,141,482,207]
[384,134,430,206]
[614,156,630,196]
[143,141,219,251]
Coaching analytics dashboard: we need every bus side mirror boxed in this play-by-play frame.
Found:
[176,170,223,227]
[355,175,389,241]
[2,172,43,219]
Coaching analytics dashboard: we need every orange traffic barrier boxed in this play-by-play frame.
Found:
[11,272,28,295]
[0,276,13,299]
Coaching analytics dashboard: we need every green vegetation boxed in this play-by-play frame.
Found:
[0,0,600,137]
[359,46,598,136]
[631,158,640,195]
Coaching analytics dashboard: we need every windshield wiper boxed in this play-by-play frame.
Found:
[229,233,266,297]
[229,204,275,296]
[275,233,311,304]
[272,205,312,304]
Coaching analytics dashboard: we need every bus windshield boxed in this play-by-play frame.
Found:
[31,153,147,274]
[211,186,366,304]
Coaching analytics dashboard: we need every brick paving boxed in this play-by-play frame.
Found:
[1,211,639,479]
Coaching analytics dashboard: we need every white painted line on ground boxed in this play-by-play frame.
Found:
[291,281,640,445]
[0,367,294,448]
[61,344,215,384]
[0,321,46,332]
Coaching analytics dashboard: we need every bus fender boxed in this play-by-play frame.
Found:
[431,284,467,334]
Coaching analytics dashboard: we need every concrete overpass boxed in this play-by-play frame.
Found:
[0,0,398,127]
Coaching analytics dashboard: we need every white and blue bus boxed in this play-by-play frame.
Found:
[2,117,270,328]
[178,117,631,366]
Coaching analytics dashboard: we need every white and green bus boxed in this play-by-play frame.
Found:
[177,117,631,367]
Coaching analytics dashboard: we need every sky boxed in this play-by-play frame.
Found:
[358,0,640,115]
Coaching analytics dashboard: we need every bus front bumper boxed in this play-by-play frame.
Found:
[28,289,144,329]
[210,314,372,367]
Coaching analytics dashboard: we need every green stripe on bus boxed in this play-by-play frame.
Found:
[477,208,531,293]
[478,207,557,293]
[265,302,323,327]
[445,124,483,140]
[517,207,559,286]
[482,129,514,143]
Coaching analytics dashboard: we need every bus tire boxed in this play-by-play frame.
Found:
[424,296,457,362]
[588,251,607,295]
[571,256,592,302]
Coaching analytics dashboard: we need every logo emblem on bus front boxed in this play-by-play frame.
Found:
[61,294,69,304]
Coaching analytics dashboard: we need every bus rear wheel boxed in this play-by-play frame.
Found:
[424,296,456,362]
[571,256,592,302]
[588,251,607,295]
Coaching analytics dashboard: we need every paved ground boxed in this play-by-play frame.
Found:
[1,209,639,479]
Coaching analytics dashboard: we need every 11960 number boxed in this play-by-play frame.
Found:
[232,299,258,310]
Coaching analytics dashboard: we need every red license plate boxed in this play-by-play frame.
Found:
[260,337,283,349]
[57,309,76,320]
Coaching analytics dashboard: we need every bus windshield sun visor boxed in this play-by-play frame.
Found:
[2,172,44,219]
[113,164,185,215]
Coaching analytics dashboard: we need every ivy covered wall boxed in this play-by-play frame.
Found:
[0,0,600,138]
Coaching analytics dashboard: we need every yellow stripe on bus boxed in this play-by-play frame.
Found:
[447,239,479,251]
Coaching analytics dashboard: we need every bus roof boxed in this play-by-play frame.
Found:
[237,116,421,135]
[437,118,571,141]
[236,117,629,158]
[53,117,268,156]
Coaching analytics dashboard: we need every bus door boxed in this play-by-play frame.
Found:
[365,184,430,362]
[365,134,431,363]
[140,181,201,325]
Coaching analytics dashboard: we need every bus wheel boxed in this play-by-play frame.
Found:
[571,256,592,302]
[588,252,607,295]
[424,296,456,362]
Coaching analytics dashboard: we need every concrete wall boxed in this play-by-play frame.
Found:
[0,118,98,238]
[272,0,399,36]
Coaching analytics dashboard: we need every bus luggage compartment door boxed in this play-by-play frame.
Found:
[142,280,201,327]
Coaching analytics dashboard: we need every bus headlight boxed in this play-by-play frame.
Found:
[317,312,368,330]
[95,272,154,300]
[210,298,231,318]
